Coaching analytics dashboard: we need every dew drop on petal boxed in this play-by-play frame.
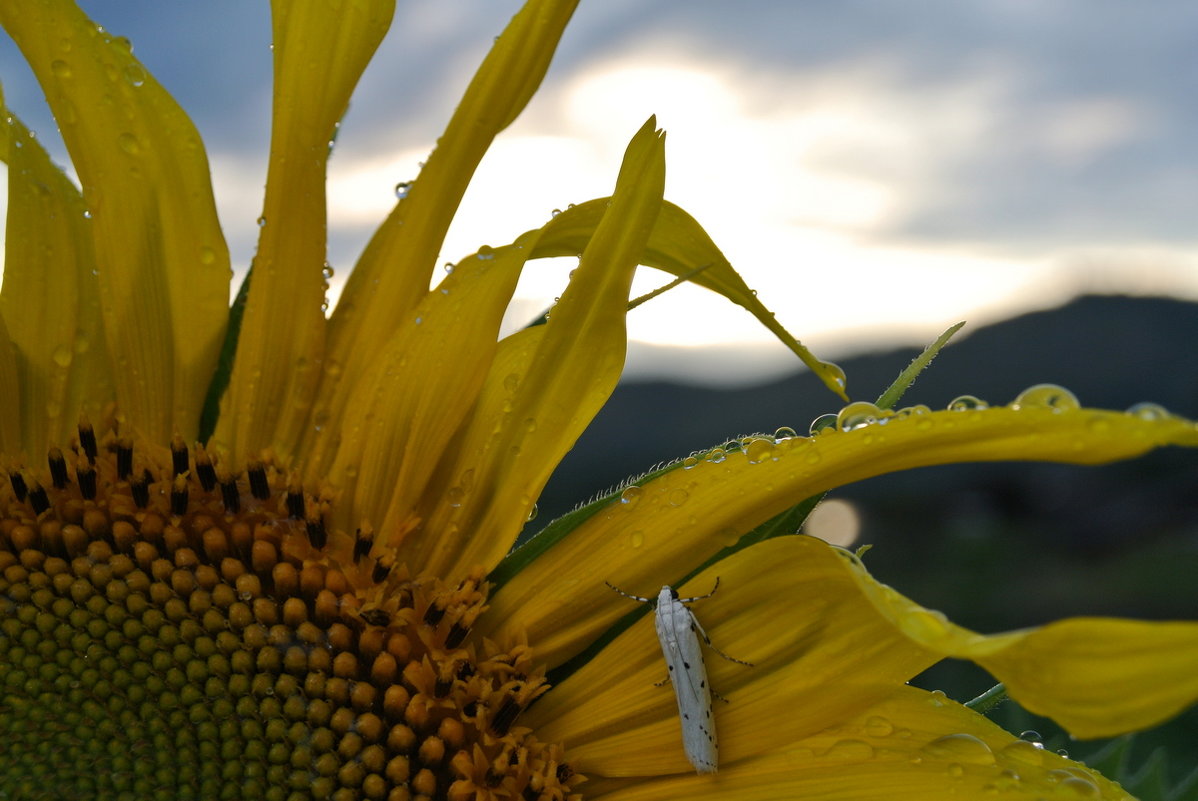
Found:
[864,715,894,738]
[836,401,883,432]
[618,485,642,505]
[51,59,72,78]
[1010,383,1080,411]
[123,63,146,87]
[804,413,836,437]
[948,394,988,411]
[118,132,141,155]
[705,448,726,464]
[681,455,699,470]
[773,425,797,441]
[628,530,644,548]
[1125,401,1172,420]
[744,438,775,464]
[824,739,874,761]
[921,733,996,766]
[666,488,688,507]
[1059,776,1100,797]
[819,360,847,390]
[52,344,73,368]
[999,740,1045,767]
[477,245,496,261]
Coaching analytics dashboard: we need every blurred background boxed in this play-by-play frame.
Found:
[3,0,1197,783]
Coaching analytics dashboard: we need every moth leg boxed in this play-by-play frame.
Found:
[690,616,754,667]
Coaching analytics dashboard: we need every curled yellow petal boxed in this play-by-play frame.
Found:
[320,236,533,536]
[483,403,1198,667]
[535,199,849,400]
[0,0,230,442]
[216,0,393,465]
[0,92,110,454]
[412,118,666,580]
[314,0,580,465]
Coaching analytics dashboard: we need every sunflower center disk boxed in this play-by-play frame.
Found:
[0,423,581,801]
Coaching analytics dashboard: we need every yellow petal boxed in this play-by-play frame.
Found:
[0,312,21,455]
[214,0,393,465]
[582,686,1131,800]
[529,536,940,777]
[0,0,230,442]
[311,0,579,464]
[319,235,534,535]
[409,119,666,580]
[482,404,1198,666]
[535,199,848,400]
[0,92,111,455]
[862,585,1198,738]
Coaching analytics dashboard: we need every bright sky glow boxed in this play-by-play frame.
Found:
[3,2,1197,385]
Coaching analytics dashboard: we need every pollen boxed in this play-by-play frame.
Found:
[0,418,583,800]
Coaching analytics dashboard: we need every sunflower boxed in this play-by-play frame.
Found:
[2,1,1197,800]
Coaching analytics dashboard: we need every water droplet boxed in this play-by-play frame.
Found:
[1126,401,1171,420]
[446,486,465,508]
[666,488,688,507]
[525,504,538,522]
[705,447,726,464]
[550,208,562,217]
[1017,730,1043,746]
[502,373,519,393]
[773,426,797,441]
[199,246,216,265]
[824,739,874,760]
[257,215,267,228]
[999,740,1044,767]
[443,262,455,274]
[809,414,838,435]
[82,209,93,219]
[117,132,141,155]
[744,438,775,464]
[864,715,894,737]
[628,530,644,548]
[394,181,412,199]
[51,59,72,78]
[1010,383,1080,411]
[921,733,995,765]
[322,263,334,279]
[1058,777,1099,797]
[681,455,699,469]
[948,394,988,411]
[837,401,884,431]
[123,63,146,87]
[51,344,73,368]
[523,417,537,432]
[819,360,847,390]
[619,486,642,505]
[893,404,931,419]
[476,245,496,261]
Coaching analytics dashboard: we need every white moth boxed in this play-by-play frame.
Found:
[606,578,751,773]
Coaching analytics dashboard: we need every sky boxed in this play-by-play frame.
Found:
[2,0,1196,385]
